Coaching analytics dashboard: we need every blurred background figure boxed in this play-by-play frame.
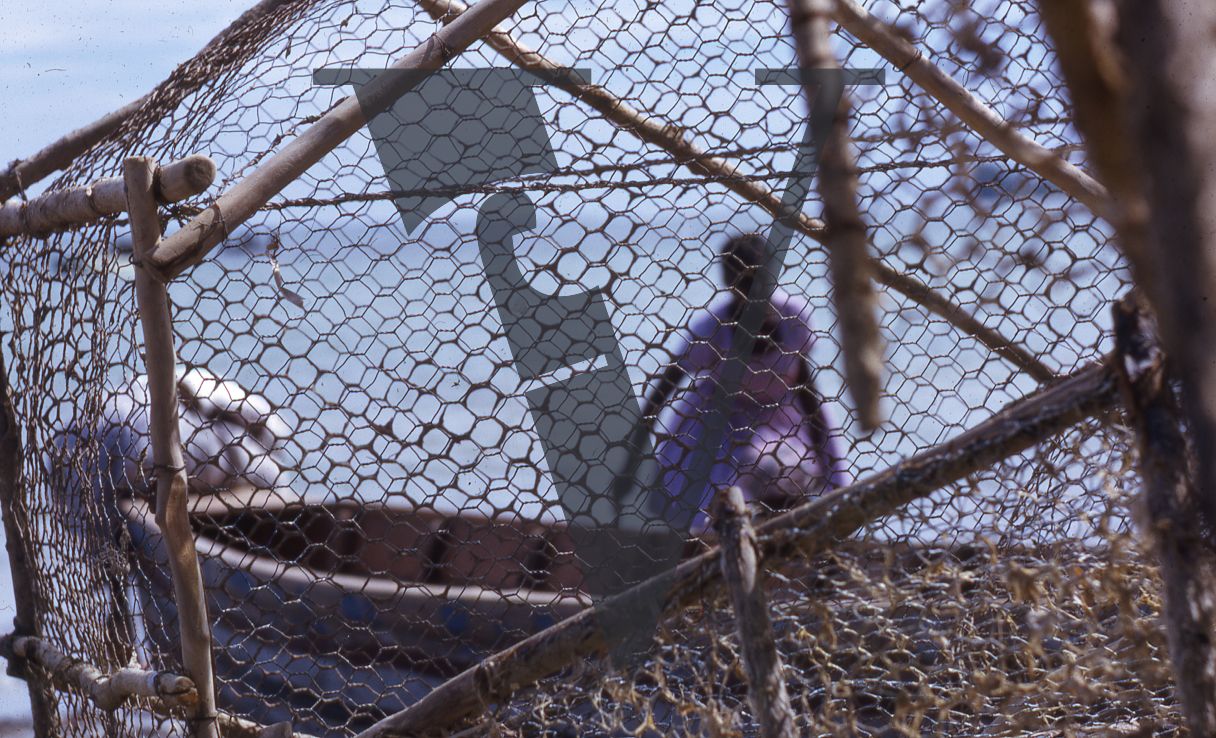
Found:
[629,232,849,534]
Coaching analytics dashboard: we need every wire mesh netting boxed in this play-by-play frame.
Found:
[0,0,1177,735]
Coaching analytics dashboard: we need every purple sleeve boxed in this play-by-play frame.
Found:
[672,304,729,375]
[774,290,817,353]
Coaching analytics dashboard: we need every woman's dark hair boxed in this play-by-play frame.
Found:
[720,232,769,286]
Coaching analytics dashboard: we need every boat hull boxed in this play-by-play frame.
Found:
[120,495,590,734]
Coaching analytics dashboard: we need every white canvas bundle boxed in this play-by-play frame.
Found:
[97,368,291,494]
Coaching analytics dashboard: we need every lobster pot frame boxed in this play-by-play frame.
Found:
[0,0,1182,736]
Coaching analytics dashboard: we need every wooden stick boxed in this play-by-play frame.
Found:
[0,341,58,736]
[1065,24,1216,732]
[1114,0,1216,596]
[1035,1,1152,289]
[0,0,302,204]
[353,357,1118,738]
[0,640,317,738]
[1113,295,1216,734]
[831,0,1110,215]
[147,0,532,280]
[415,0,1054,384]
[788,0,884,431]
[0,634,197,712]
[125,156,219,738]
[0,155,216,238]
[224,716,315,738]
[711,488,796,738]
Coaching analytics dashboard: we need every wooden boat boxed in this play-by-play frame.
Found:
[119,488,595,734]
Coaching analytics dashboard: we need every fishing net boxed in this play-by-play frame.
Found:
[0,0,1173,735]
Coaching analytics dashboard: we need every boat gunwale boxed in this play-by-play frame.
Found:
[118,496,594,612]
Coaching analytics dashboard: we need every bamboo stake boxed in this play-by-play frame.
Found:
[354,357,1117,738]
[788,0,884,431]
[0,155,216,238]
[0,342,58,736]
[1112,295,1216,735]
[831,0,1110,215]
[711,487,797,738]
[0,0,303,204]
[124,156,219,738]
[0,634,197,712]
[146,0,532,281]
[414,0,1054,384]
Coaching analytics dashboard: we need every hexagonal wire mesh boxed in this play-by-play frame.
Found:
[0,0,1172,735]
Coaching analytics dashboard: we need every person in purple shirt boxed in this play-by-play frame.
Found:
[628,232,850,534]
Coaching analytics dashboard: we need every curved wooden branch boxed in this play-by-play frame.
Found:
[355,357,1117,738]
[147,0,533,281]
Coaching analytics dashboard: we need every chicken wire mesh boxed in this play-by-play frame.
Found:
[0,0,1170,735]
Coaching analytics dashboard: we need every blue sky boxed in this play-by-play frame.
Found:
[0,1,253,177]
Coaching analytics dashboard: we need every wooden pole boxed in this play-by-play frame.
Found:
[831,0,1110,215]
[1112,0,1216,557]
[711,488,797,738]
[352,357,1117,738]
[0,634,198,712]
[0,341,58,736]
[146,0,532,280]
[788,0,884,431]
[0,0,302,204]
[0,155,216,238]
[1034,0,1153,294]
[414,0,1055,385]
[1113,296,1216,734]
[124,156,219,738]
[1041,15,1216,728]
